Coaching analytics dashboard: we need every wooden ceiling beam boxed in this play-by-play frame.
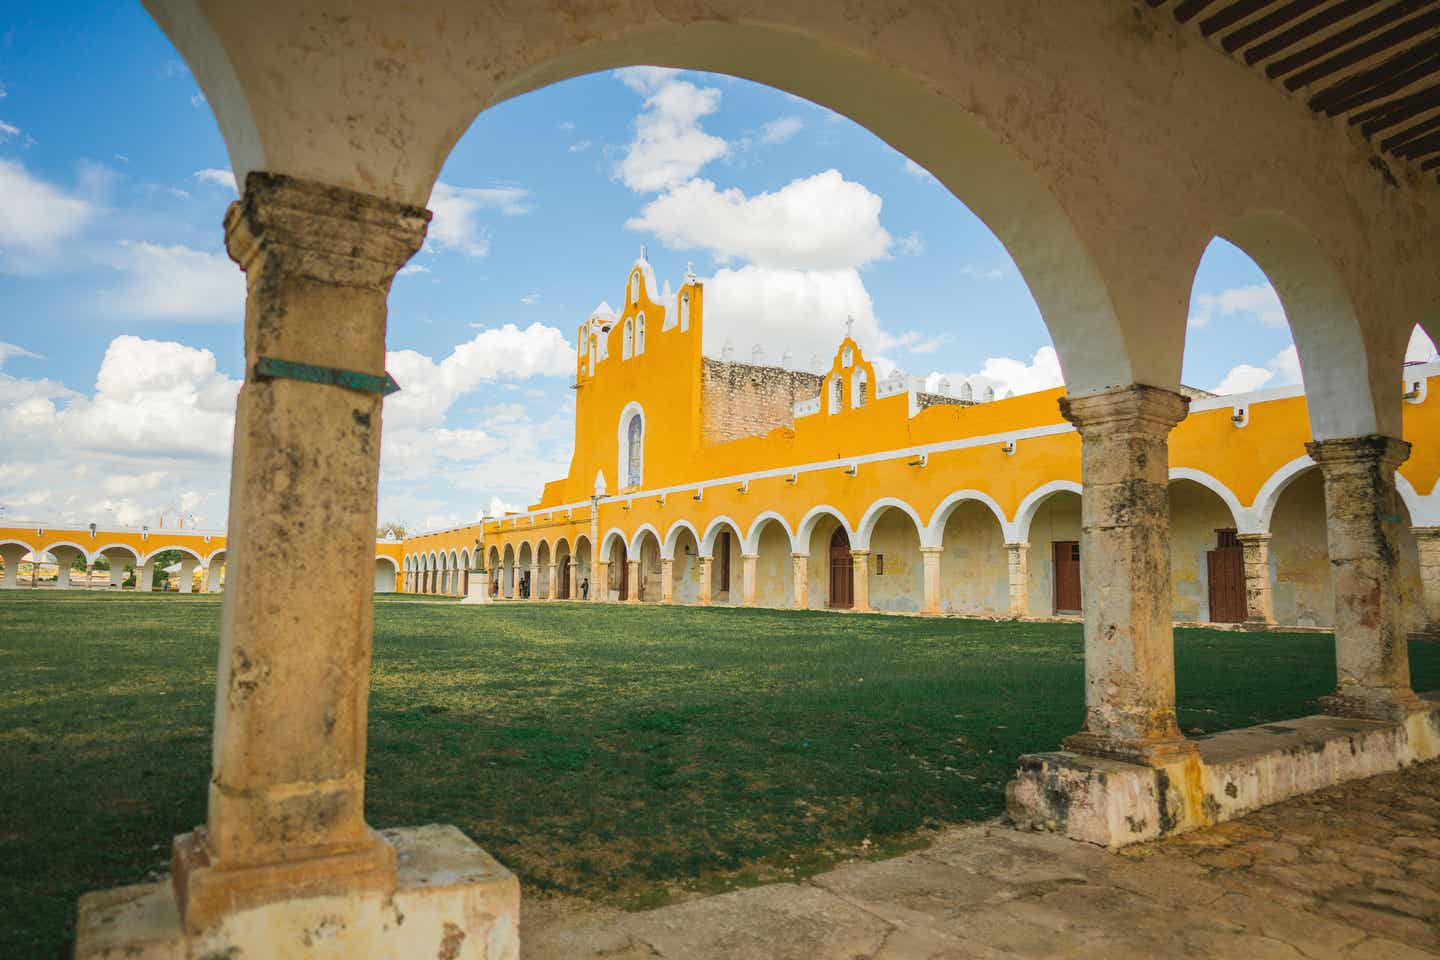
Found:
[1275,2,1437,84]
[1223,0,1329,53]
[1247,0,1386,65]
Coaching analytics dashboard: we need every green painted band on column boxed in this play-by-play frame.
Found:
[255,356,401,396]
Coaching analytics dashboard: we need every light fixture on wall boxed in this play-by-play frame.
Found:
[736,480,749,494]
[843,464,858,477]
[656,493,667,506]
[1000,440,1017,456]
[907,454,928,468]
[1230,406,1249,428]
[692,488,704,502]
[785,473,798,485]
[1403,377,1427,404]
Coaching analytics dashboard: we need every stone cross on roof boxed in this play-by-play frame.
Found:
[844,316,855,340]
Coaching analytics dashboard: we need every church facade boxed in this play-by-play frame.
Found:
[403,254,1440,635]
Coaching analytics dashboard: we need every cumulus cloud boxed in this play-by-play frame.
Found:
[615,72,727,192]
[103,241,244,321]
[427,182,531,258]
[921,346,1066,399]
[628,171,892,270]
[1211,344,1304,395]
[0,119,20,141]
[701,265,879,367]
[568,140,592,153]
[958,264,1006,281]
[901,158,936,181]
[0,158,97,268]
[194,168,237,191]
[1190,283,1287,330]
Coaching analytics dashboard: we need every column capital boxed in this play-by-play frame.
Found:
[1414,526,1440,542]
[791,552,809,560]
[1236,531,1272,544]
[850,548,872,558]
[740,552,760,561]
[1305,434,1410,471]
[919,546,944,556]
[225,172,430,289]
[1059,384,1188,434]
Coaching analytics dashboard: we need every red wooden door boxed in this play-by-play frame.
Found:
[829,527,854,609]
[1052,541,1081,613]
[1207,529,1245,623]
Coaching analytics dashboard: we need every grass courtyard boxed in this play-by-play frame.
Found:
[2,592,1438,956]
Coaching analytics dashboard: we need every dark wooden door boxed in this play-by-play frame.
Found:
[829,527,854,609]
[560,560,570,599]
[718,532,731,594]
[1207,529,1245,623]
[1052,540,1081,613]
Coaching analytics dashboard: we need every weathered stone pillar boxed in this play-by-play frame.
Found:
[168,173,430,930]
[697,556,712,605]
[1059,385,1193,764]
[595,560,609,602]
[1307,436,1425,719]
[109,561,127,590]
[85,563,96,589]
[741,553,758,606]
[791,553,808,609]
[548,562,559,600]
[55,556,74,590]
[566,558,578,599]
[530,562,541,601]
[920,546,943,614]
[1417,527,1440,641]
[1236,533,1275,626]
[178,556,197,594]
[1005,542,1029,617]
[660,558,674,603]
[851,549,871,612]
[205,562,224,593]
[138,561,155,593]
[626,558,641,602]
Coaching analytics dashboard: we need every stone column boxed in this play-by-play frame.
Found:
[548,562,560,600]
[206,562,224,593]
[1417,527,1440,641]
[1058,385,1193,764]
[1236,533,1275,626]
[178,556,198,594]
[920,546,943,614]
[530,562,541,601]
[55,557,73,590]
[1005,542,1029,617]
[167,173,429,930]
[85,563,96,589]
[851,549,871,612]
[566,558,577,599]
[741,553,758,606]
[109,561,128,590]
[792,553,808,609]
[595,560,609,602]
[661,558,674,603]
[626,559,641,602]
[697,557,712,605]
[138,561,155,593]
[1306,436,1425,719]
[0,545,23,588]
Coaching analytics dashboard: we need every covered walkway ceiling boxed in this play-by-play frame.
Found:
[1151,0,1440,182]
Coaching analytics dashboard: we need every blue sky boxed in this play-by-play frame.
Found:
[1,5,1435,532]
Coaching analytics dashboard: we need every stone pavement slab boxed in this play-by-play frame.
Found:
[524,760,1440,958]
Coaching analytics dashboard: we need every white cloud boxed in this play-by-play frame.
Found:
[1211,343,1304,395]
[896,232,924,256]
[0,119,20,140]
[194,168,237,191]
[615,74,727,192]
[760,117,803,144]
[1407,325,1439,364]
[628,171,892,270]
[923,346,1065,399]
[397,263,431,277]
[426,182,531,258]
[190,91,207,108]
[0,158,97,267]
[1190,283,1286,330]
[958,264,1006,281]
[520,293,541,305]
[568,140,592,153]
[701,265,878,366]
[0,341,40,364]
[103,241,244,321]
[901,158,936,182]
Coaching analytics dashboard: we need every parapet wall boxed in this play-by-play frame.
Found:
[700,358,824,445]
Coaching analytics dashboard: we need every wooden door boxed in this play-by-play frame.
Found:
[1052,540,1081,613]
[829,527,854,609]
[1207,528,1245,623]
[560,560,570,599]
[618,548,629,601]
[718,532,731,594]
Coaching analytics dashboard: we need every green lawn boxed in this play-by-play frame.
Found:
[2,592,1437,957]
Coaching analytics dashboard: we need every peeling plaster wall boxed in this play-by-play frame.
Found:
[1167,480,1235,623]
[1272,470,1331,628]
[938,501,1008,616]
[1026,495,1081,617]
[701,359,824,445]
[868,510,923,613]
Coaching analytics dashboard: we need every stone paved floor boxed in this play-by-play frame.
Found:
[524,760,1440,958]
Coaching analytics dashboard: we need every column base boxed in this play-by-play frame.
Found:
[1011,694,1440,848]
[1060,730,1198,766]
[171,825,397,933]
[79,825,518,960]
[1319,686,1429,722]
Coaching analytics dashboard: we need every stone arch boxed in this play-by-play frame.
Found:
[1251,455,1317,534]
[795,504,855,551]
[517,541,535,599]
[925,490,1013,548]
[536,540,552,598]
[0,539,36,589]
[1268,462,1331,628]
[1013,480,1083,544]
[743,511,796,555]
[1213,211,1392,439]
[142,544,205,566]
[501,543,516,599]
[1168,467,1248,533]
[39,540,92,564]
[148,8,1142,395]
[631,526,662,601]
[374,554,399,594]
[552,537,573,599]
[661,519,700,561]
[628,523,662,557]
[854,497,924,552]
[599,527,629,561]
[1397,472,1440,527]
[699,515,744,605]
[1167,477,1245,624]
[699,516,744,556]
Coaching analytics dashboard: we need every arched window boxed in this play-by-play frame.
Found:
[853,368,868,408]
[631,272,640,304]
[625,412,643,486]
[636,314,646,355]
[623,318,634,359]
[829,375,843,414]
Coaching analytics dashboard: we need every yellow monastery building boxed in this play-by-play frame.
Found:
[400,254,1440,635]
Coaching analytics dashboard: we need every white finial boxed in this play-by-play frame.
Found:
[593,469,608,497]
[938,376,951,396]
[983,385,995,402]
[960,381,974,402]
[639,244,647,261]
[844,316,855,340]
[685,261,696,282]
